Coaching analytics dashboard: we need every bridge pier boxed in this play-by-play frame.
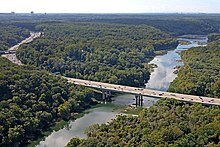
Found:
[135,95,139,106]
[102,91,106,100]
[102,90,112,102]
[140,95,143,106]
[135,95,143,107]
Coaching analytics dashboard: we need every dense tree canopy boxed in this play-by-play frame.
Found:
[0,57,95,146]
[208,33,220,42]
[0,24,29,51]
[17,22,177,87]
[168,40,220,98]
[1,14,220,147]
[85,14,220,36]
[67,99,220,147]
[1,13,220,36]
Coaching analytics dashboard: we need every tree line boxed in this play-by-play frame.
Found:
[168,39,220,98]
[0,57,96,146]
[1,14,220,146]
[208,33,220,42]
[85,14,220,36]
[17,22,178,87]
[67,98,220,147]
[0,24,29,51]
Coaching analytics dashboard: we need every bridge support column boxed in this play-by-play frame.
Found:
[135,95,143,107]
[102,91,106,101]
[108,91,112,96]
[135,95,139,106]
[140,95,143,106]
[102,90,112,102]
[106,90,112,102]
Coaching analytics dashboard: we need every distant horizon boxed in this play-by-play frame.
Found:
[1,12,220,15]
[1,0,220,14]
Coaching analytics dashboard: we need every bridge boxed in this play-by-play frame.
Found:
[2,32,220,107]
[65,77,220,106]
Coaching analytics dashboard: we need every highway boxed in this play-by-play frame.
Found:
[1,32,41,65]
[2,32,220,106]
[65,77,220,106]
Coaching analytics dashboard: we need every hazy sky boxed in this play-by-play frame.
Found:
[1,0,220,13]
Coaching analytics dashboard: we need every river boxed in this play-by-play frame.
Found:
[37,35,207,147]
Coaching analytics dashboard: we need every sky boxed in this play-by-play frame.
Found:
[0,0,220,13]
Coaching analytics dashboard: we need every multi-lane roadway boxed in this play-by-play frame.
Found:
[1,32,41,65]
[65,77,220,106]
[2,32,220,106]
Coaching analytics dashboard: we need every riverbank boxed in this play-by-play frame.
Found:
[28,94,133,147]
[1,33,207,147]
[0,32,105,147]
[168,37,220,98]
[27,109,93,147]
[0,31,162,147]
[37,36,208,147]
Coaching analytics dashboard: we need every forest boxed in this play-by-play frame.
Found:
[66,34,220,146]
[61,15,220,147]
[16,22,178,87]
[84,14,220,36]
[168,39,220,98]
[0,24,29,51]
[0,14,220,146]
[0,57,96,146]
[208,33,220,42]
[1,13,220,37]
[67,98,220,147]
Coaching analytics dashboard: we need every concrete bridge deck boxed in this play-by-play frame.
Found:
[65,77,220,106]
